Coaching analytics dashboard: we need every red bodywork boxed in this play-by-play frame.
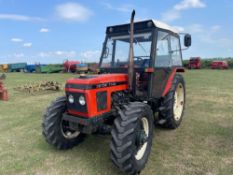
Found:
[0,80,8,101]
[65,74,128,118]
[188,57,201,69]
[64,60,80,72]
[211,61,229,69]
[162,68,185,97]
[65,68,183,118]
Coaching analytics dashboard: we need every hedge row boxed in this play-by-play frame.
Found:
[183,58,233,69]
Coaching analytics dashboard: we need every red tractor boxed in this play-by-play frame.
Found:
[211,60,229,69]
[42,11,191,174]
[188,57,201,69]
[63,60,80,73]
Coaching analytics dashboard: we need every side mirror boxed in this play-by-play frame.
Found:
[184,34,191,47]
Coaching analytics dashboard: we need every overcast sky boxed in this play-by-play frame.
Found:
[0,0,232,64]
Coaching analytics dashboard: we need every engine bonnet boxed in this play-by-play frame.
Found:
[66,74,128,89]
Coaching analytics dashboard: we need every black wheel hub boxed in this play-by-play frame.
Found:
[135,130,147,148]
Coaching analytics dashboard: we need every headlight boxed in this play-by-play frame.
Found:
[68,94,74,104]
[79,95,86,105]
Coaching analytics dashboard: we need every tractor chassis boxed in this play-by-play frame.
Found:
[62,97,161,135]
[62,112,113,134]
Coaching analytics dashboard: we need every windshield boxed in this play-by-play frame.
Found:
[100,32,152,68]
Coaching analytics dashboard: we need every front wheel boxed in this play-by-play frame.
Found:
[42,96,86,149]
[110,102,154,174]
[158,74,185,129]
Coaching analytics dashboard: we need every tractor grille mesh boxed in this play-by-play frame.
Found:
[96,91,107,111]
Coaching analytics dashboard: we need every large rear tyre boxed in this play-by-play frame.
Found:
[42,96,85,150]
[158,74,185,129]
[110,102,154,175]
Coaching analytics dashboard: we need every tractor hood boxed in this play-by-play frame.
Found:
[65,74,128,90]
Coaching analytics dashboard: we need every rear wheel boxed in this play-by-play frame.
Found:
[42,96,85,149]
[158,74,185,129]
[110,102,154,174]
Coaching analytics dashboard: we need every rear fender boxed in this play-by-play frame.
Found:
[162,67,185,97]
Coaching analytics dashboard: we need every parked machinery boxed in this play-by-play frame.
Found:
[211,60,229,69]
[0,64,8,72]
[188,57,201,69]
[42,10,192,174]
[8,63,27,72]
[0,74,8,101]
[63,60,80,73]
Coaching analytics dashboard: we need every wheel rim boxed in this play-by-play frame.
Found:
[173,83,184,121]
[135,117,149,160]
[60,118,80,139]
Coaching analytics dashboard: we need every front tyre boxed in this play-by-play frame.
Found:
[110,102,154,175]
[159,74,185,129]
[42,96,85,149]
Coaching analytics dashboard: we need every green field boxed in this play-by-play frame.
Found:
[0,70,233,175]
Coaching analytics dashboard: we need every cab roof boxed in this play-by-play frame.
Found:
[151,20,179,34]
[106,19,179,35]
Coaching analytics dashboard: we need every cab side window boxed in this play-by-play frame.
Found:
[155,31,182,67]
[170,35,182,66]
[155,31,170,67]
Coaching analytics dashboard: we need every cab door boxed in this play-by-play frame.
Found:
[151,30,182,98]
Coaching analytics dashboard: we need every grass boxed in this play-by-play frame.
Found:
[0,70,233,175]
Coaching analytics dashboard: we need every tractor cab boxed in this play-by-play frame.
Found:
[99,19,191,99]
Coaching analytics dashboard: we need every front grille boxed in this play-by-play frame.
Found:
[96,91,107,111]
[66,92,87,113]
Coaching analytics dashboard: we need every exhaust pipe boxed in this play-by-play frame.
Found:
[128,10,135,92]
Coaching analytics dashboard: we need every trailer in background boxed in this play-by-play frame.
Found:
[188,57,201,69]
[26,64,36,73]
[75,63,99,74]
[39,64,63,73]
[211,61,229,69]
[88,63,98,73]
[0,64,8,72]
[76,63,88,73]
[35,64,45,73]
[8,63,27,72]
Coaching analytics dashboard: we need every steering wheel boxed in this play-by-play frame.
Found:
[134,56,143,61]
